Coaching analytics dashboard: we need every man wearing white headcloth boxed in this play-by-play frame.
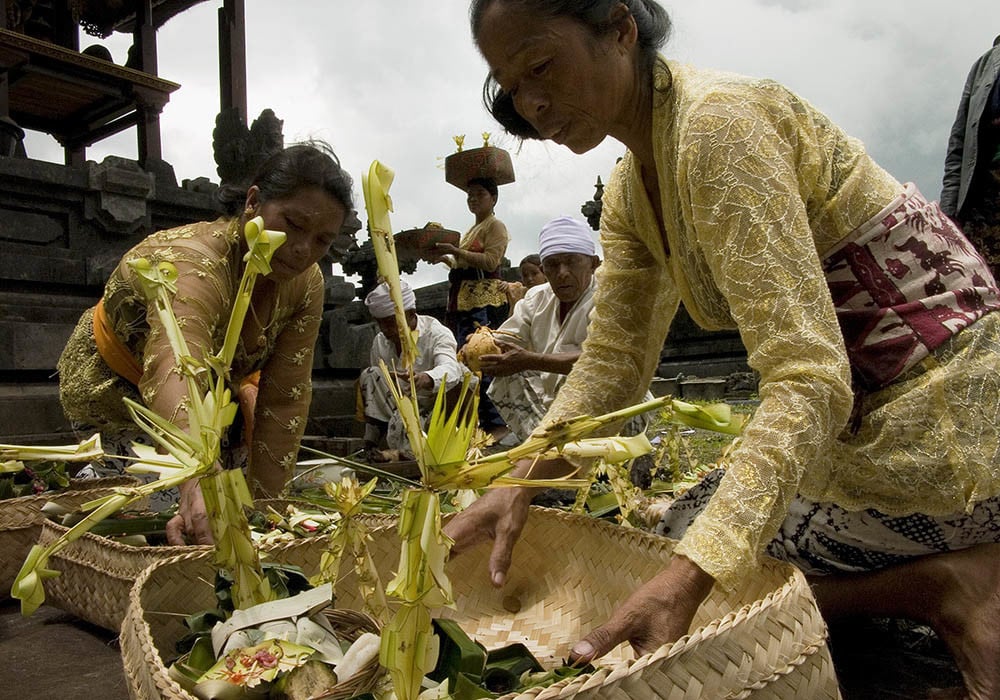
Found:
[479,216,603,442]
[360,280,470,461]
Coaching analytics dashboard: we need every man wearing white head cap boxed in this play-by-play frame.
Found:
[478,216,601,442]
[360,280,470,461]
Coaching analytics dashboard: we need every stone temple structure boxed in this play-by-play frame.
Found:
[0,0,376,445]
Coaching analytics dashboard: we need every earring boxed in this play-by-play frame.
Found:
[244,206,255,217]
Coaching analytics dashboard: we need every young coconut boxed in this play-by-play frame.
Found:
[457,326,517,373]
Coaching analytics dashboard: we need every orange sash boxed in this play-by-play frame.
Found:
[92,298,142,386]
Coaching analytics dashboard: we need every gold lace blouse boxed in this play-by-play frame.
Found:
[455,214,509,273]
[539,59,1000,588]
[58,217,325,495]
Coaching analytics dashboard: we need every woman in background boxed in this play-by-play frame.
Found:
[434,176,511,342]
[433,175,511,437]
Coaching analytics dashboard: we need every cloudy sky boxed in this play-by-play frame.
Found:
[24,0,1000,288]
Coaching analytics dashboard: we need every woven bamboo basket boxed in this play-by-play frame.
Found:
[37,499,393,633]
[444,146,515,190]
[38,519,207,631]
[121,508,841,700]
[121,534,387,700]
[0,476,137,596]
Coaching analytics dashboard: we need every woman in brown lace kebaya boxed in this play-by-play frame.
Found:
[443,2,1000,697]
[58,142,356,546]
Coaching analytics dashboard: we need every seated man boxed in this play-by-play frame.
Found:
[479,216,603,442]
[359,280,470,461]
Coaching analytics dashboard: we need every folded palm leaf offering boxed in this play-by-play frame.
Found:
[169,575,592,700]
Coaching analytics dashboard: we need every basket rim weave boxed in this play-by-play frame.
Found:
[494,510,834,699]
[0,476,139,529]
[1,478,141,596]
[38,505,392,632]
[121,509,837,700]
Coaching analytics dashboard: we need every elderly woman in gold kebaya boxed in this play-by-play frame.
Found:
[443,2,1000,698]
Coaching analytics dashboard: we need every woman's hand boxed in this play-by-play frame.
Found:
[569,555,715,664]
[434,242,460,256]
[444,457,576,586]
[443,484,534,587]
[166,478,214,545]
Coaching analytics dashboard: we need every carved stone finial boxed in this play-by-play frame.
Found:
[84,156,155,235]
[212,107,284,196]
[580,175,604,231]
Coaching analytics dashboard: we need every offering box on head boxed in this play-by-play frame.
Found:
[444,146,515,191]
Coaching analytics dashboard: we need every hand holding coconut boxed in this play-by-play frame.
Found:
[476,339,535,377]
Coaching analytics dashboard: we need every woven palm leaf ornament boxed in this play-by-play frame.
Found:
[310,474,390,625]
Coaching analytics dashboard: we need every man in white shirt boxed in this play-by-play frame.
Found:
[360,280,470,461]
[480,216,602,442]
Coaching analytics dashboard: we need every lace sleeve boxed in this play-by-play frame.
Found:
[462,218,509,272]
[130,237,235,430]
[247,266,325,495]
[672,91,854,588]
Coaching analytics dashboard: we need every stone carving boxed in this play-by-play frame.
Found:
[580,175,604,231]
[212,107,284,212]
[84,155,155,235]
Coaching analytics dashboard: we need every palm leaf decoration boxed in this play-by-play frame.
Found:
[310,474,390,624]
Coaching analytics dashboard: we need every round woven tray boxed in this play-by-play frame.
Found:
[121,508,841,700]
[0,476,138,596]
[394,225,461,262]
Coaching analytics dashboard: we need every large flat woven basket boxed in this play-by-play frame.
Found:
[121,508,841,699]
[0,476,137,597]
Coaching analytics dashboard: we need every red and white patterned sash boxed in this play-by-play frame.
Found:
[823,184,1000,390]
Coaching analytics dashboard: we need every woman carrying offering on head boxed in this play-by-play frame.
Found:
[58,142,356,546]
[435,176,511,343]
[434,145,517,437]
[442,2,1000,697]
